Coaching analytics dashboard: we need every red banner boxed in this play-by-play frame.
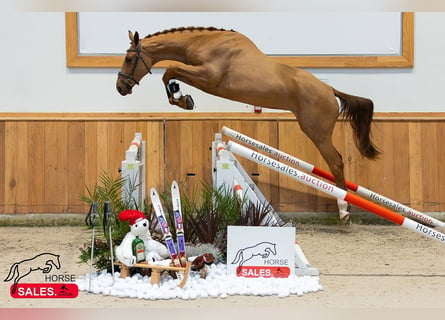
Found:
[236,266,290,278]
[10,283,78,299]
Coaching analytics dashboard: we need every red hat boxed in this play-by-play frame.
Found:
[118,209,146,225]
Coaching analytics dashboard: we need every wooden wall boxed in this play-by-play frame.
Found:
[1,113,444,214]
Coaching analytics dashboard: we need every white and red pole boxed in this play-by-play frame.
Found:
[233,179,244,202]
[126,133,142,162]
[227,141,445,245]
[222,126,444,229]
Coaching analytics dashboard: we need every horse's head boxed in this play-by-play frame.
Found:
[116,31,152,96]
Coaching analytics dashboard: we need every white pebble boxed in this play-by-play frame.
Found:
[76,263,322,300]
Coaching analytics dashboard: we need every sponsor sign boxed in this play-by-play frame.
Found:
[227,226,295,278]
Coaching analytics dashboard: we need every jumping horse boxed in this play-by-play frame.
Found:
[116,27,380,221]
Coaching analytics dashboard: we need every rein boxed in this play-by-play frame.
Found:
[118,43,151,88]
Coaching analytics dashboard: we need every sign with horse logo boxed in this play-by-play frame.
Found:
[4,252,78,299]
[227,226,295,278]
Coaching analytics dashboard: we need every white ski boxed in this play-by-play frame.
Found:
[171,181,187,267]
[150,187,181,269]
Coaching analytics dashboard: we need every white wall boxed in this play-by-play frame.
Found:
[78,13,403,55]
[1,12,445,113]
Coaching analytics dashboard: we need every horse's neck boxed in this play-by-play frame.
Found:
[142,35,192,64]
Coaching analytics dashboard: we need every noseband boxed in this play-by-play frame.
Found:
[118,43,151,88]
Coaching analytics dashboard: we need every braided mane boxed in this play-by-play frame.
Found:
[144,26,236,39]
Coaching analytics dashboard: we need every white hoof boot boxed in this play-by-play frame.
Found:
[168,79,182,101]
[337,199,350,221]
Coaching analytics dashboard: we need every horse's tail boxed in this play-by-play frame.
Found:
[231,250,243,265]
[4,263,18,282]
[333,88,380,159]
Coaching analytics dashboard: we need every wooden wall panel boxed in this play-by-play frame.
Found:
[437,123,445,209]
[142,121,165,191]
[67,122,86,212]
[277,118,445,214]
[4,122,28,213]
[164,120,221,198]
[360,121,388,197]
[420,122,440,211]
[0,119,167,214]
[84,121,98,200]
[163,120,280,203]
[278,121,336,212]
[0,121,4,213]
[0,114,445,215]
[28,122,45,213]
[407,122,423,212]
[107,121,125,176]
[385,122,411,205]
[95,121,109,177]
[45,122,64,213]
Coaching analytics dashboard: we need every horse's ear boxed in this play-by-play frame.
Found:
[128,30,134,43]
[134,31,140,45]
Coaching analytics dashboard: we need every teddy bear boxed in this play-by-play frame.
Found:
[115,209,170,266]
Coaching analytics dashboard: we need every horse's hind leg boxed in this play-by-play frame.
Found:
[295,107,350,221]
[313,140,350,221]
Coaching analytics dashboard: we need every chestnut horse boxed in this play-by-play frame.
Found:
[116,27,380,221]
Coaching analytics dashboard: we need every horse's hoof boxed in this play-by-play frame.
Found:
[185,95,194,110]
[337,199,350,223]
[339,210,350,223]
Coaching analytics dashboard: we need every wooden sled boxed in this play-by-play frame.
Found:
[114,261,191,288]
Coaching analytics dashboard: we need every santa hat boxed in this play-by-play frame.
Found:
[118,209,146,225]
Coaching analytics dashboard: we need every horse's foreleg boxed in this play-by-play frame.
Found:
[162,63,217,110]
[163,78,194,109]
[162,75,194,110]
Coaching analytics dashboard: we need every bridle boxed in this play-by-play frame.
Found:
[118,42,151,89]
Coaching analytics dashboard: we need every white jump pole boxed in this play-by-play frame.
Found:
[227,141,445,245]
[222,126,445,229]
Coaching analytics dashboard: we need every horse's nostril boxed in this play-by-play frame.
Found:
[117,86,122,94]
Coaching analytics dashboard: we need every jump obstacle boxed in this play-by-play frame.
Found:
[212,134,320,276]
[212,133,284,226]
[223,138,445,245]
[116,133,319,281]
[222,126,445,229]
[121,133,146,208]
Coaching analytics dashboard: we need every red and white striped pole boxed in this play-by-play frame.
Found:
[226,141,445,245]
[126,133,142,162]
[233,179,244,202]
[222,126,444,229]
